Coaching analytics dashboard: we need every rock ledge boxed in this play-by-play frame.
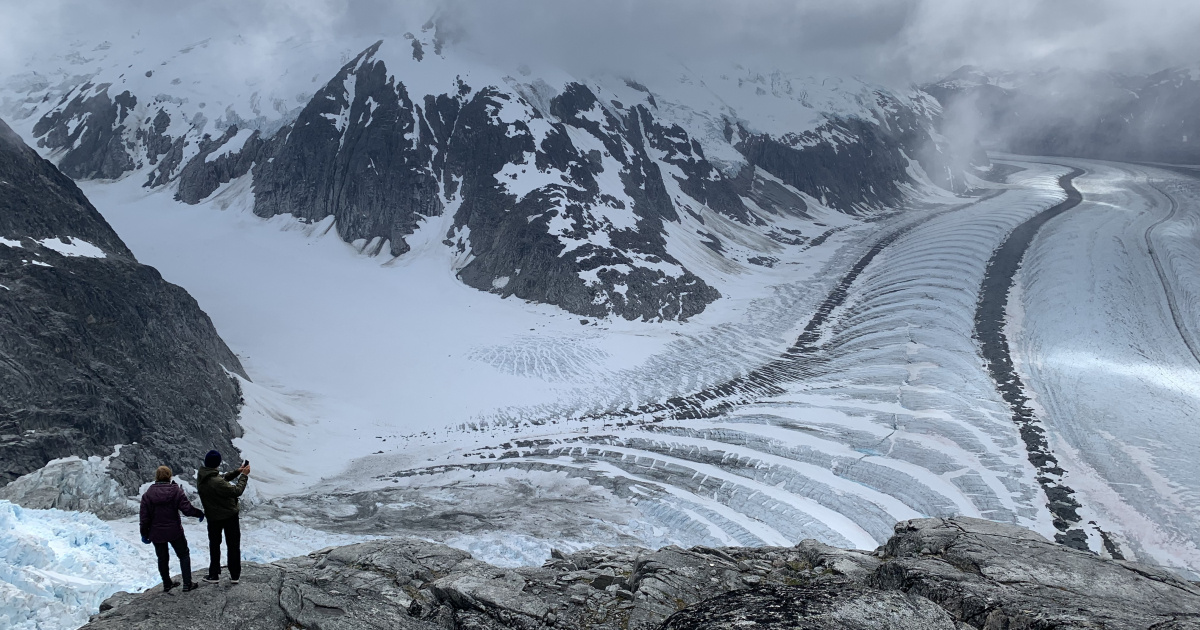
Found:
[84,517,1200,629]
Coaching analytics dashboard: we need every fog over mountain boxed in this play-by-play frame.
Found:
[3,0,1197,85]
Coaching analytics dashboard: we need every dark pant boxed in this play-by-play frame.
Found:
[153,536,192,587]
[206,516,241,580]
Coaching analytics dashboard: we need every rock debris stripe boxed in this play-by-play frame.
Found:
[1144,178,1200,366]
[972,166,1099,552]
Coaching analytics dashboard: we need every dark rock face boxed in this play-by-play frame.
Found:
[83,517,1200,630]
[927,65,1200,164]
[0,117,246,493]
[251,41,443,258]
[444,83,721,321]
[174,125,272,204]
[248,43,724,320]
[32,83,138,180]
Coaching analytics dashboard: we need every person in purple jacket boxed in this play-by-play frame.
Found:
[139,465,205,593]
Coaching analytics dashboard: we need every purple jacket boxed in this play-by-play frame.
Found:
[139,481,204,543]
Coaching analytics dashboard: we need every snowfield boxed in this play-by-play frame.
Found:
[76,170,866,497]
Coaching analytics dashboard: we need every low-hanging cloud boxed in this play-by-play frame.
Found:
[1,0,1197,86]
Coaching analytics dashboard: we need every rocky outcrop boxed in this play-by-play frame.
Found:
[732,93,972,216]
[0,116,246,494]
[83,517,1200,629]
[173,125,277,204]
[250,41,443,258]
[31,82,139,180]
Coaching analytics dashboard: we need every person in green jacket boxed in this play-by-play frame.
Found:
[196,450,249,584]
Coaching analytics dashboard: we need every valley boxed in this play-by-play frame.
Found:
[2,11,1199,628]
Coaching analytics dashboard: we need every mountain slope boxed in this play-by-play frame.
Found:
[0,117,246,494]
[3,27,973,321]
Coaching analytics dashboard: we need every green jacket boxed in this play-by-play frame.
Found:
[197,466,247,522]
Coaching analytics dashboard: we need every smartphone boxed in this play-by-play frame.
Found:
[241,460,249,467]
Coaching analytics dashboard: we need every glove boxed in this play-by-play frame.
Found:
[198,514,205,523]
[141,536,151,545]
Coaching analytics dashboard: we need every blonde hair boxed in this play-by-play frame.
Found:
[155,466,172,482]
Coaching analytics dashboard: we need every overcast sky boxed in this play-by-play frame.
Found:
[2,0,1198,85]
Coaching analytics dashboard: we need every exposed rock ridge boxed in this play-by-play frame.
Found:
[83,517,1200,629]
[0,116,246,494]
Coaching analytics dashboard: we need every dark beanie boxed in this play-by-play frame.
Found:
[204,450,221,468]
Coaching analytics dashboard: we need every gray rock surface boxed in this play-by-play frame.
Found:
[31,83,139,180]
[82,517,1200,630]
[0,116,246,494]
[870,517,1200,629]
[659,585,959,629]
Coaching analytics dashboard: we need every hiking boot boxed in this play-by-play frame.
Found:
[203,576,220,584]
[163,580,181,593]
[182,583,199,592]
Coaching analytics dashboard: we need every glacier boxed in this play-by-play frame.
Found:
[57,158,1200,582]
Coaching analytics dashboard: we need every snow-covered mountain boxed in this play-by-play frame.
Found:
[3,23,973,321]
[926,64,1200,164]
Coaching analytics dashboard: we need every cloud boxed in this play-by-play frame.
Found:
[894,0,1200,79]
[1,0,1196,86]
[428,0,1200,82]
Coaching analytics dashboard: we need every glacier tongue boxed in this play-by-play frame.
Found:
[1006,158,1200,576]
